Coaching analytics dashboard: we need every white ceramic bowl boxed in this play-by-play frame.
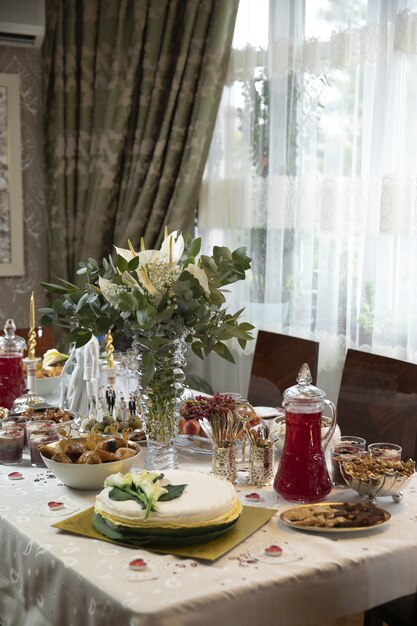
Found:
[40,440,143,490]
[35,375,62,398]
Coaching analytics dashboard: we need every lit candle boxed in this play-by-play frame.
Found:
[28,291,36,359]
[30,291,35,330]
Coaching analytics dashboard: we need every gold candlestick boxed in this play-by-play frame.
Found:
[28,291,36,360]
[105,330,115,368]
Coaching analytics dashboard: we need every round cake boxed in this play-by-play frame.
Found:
[93,469,242,545]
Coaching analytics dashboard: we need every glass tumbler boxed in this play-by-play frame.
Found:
[26,420,60,467]
[368,442,402,461]
[0,422,24,464]
[331,436,367,487]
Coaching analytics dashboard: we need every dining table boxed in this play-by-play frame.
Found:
[1,435,417,626]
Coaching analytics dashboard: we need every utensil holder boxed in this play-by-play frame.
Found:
[212,445,237,483]
[249,444,274,486]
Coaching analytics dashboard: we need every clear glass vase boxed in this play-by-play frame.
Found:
[132,330,186,470]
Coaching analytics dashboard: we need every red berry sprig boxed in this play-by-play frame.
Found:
[180,393,237,421]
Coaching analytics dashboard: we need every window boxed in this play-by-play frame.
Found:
[199,0,417,393]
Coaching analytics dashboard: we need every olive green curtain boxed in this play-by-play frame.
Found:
[42,0,239,282]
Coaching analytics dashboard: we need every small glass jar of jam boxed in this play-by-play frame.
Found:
[331,436,367,487]
[26,420,59,467]
[368,442,402,461]
[0,422,25,464]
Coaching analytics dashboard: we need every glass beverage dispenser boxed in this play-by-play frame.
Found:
[273,363,337,503]
[0,319,26,409]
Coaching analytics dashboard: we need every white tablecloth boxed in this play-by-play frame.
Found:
[1,450,417,626]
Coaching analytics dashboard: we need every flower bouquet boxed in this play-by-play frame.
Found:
[40,231,253,469]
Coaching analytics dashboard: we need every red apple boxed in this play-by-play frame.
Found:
[178,416,187,433]
[183,419,201,436]
[247,415,262,429]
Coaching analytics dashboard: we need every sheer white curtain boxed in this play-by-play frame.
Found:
[197,0,417,402]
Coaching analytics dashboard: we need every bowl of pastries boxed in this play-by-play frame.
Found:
[39,427,143,489]
[340,454,415,503]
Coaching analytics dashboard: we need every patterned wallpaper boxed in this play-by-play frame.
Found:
[0,46,48,328]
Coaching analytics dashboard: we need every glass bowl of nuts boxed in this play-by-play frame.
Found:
[340,454,415,504]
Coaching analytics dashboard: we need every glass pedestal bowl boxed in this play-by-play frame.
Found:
[340,456,415,504]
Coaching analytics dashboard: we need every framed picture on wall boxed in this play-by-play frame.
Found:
[0,72,24,276]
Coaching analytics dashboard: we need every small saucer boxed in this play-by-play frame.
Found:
[253,407,282,420]
[32,497,80,517]
[249,542,303,564]
[110,553,168,582]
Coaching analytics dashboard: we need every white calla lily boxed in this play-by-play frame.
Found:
[131,471,168,507]
[138,249,162,265]
[114,246,136,262]
[42,349,69,368]
[130,470,160,489]
[184,264,210,295]
[160,230,184,265]
[146,482,169,503]
[104,472,133,489]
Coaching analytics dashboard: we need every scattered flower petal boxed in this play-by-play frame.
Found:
[129,558,147,571]
[264,545,283,557]
[47,501,65,510]
[245,492,261,502]
[8,472,23,480]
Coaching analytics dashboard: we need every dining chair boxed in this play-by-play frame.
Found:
[337,349,417,460]
[246,330,319,407]
[14,326,56,358]
[363,592,417,626]
[338,350,417,626]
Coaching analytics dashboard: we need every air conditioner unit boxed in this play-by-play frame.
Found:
[0,0,45,49]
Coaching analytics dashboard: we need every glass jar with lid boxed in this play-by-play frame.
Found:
[0,319,26,409]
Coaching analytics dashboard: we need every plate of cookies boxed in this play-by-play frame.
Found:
[280,501,391,532]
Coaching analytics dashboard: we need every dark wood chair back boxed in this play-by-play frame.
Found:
[11,326,56,358]
[247,330,319,407]
[337,349,417,460]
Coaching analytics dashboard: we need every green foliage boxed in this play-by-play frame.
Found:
[40,232,254,381]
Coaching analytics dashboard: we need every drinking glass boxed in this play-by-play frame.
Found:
[26,420,59,467]
[368,442,402,461]
[331,435,367,487]
[0,422,24,464]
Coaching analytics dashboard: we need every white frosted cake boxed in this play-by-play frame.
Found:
[93,469,242,544]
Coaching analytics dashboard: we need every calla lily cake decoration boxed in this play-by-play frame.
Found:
[39,230,254,471]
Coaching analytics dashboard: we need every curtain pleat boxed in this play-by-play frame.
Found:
[42,0,239,281]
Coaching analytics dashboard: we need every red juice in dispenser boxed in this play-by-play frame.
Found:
[274,363,338,503]
[0,320,26,410]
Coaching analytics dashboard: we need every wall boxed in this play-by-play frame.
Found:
[0,46,48,327]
